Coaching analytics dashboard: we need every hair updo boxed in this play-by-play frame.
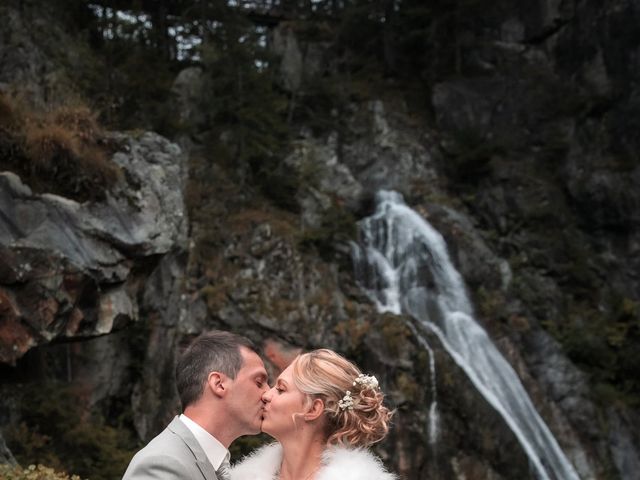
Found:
[291,349,392,447]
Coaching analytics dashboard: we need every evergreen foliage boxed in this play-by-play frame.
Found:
[198,9,292,206]
[5,383,137,480]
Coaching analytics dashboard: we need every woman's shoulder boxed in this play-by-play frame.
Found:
[229,443,282,480]
[317,446,398,480]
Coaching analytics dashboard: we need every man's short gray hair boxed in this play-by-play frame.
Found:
[176,330,257,409]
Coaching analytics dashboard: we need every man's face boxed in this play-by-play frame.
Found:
[225,347,269,436]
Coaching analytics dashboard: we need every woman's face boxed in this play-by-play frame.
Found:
[260,362,309,439]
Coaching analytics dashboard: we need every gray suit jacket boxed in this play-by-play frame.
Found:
[123,416,219,480]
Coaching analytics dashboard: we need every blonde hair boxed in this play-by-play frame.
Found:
[291,349,392,447]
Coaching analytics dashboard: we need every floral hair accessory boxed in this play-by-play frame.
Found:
[338,391,354,410]
[353,373,379,390]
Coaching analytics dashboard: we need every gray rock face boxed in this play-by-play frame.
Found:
[282,98,442,228]
[132,251,188,441]
[271,24,328,93]
[342,100,440,196]
[608,409,640,480]
[171,67,206,129]
[283,133,364,228]
[272,26,304,92]
[171,66,207,153]
[0,131,187,364]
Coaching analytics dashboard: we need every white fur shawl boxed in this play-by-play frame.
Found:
[230,443,397,480]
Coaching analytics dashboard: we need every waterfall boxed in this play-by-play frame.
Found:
[352,190,580,480]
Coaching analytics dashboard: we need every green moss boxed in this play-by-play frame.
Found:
[395,372,420,404]
[201,283,232,312]
[475,287,505,320]
[333,318,372,353]
[297,201,357,260]
[547,297,640,408]
[378,315,412,357]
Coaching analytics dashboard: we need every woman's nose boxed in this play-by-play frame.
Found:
[262,387,274,402]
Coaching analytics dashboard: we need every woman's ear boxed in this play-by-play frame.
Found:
[207,371,226,398]
[304,398,325,421]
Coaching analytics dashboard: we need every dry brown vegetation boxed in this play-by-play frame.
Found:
[0,92,121,202]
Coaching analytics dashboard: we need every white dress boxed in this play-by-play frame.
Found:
[230,443,398,480]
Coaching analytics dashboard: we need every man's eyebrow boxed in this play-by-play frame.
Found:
[255,372,268,382]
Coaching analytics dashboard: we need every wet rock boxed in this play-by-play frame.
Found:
[608,409,640,480]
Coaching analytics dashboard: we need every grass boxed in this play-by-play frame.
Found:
[0,92,121,202]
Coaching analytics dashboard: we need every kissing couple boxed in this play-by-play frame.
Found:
[123,330,397,480]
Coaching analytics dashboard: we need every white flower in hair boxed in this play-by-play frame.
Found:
[353,373,379,390]
[338,390,354,410]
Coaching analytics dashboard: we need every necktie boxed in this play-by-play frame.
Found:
[217,460,231,480]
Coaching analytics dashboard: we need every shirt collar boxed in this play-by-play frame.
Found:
[179,414,230,470]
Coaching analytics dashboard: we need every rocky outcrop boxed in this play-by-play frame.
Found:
[0,131,187,364]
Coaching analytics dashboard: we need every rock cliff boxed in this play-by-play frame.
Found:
[1,1,639,479]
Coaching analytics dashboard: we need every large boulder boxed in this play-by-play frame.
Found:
[0,132,187,364]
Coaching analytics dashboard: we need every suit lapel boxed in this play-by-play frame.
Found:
[167,416,219,480]
[196,460,218,480]
[196,459,219,480]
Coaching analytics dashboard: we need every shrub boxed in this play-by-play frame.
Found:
[0,463,80,480]
[0,93,23,132]
[24,122,119,196]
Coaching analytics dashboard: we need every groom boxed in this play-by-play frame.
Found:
[123,330,269,480]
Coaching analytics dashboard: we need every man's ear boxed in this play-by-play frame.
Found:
[207,372,227,398]
[304,398,325,421]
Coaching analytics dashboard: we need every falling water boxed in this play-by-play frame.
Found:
[352,190,580,480]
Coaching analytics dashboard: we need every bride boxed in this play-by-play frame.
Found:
[230,349,397,480]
